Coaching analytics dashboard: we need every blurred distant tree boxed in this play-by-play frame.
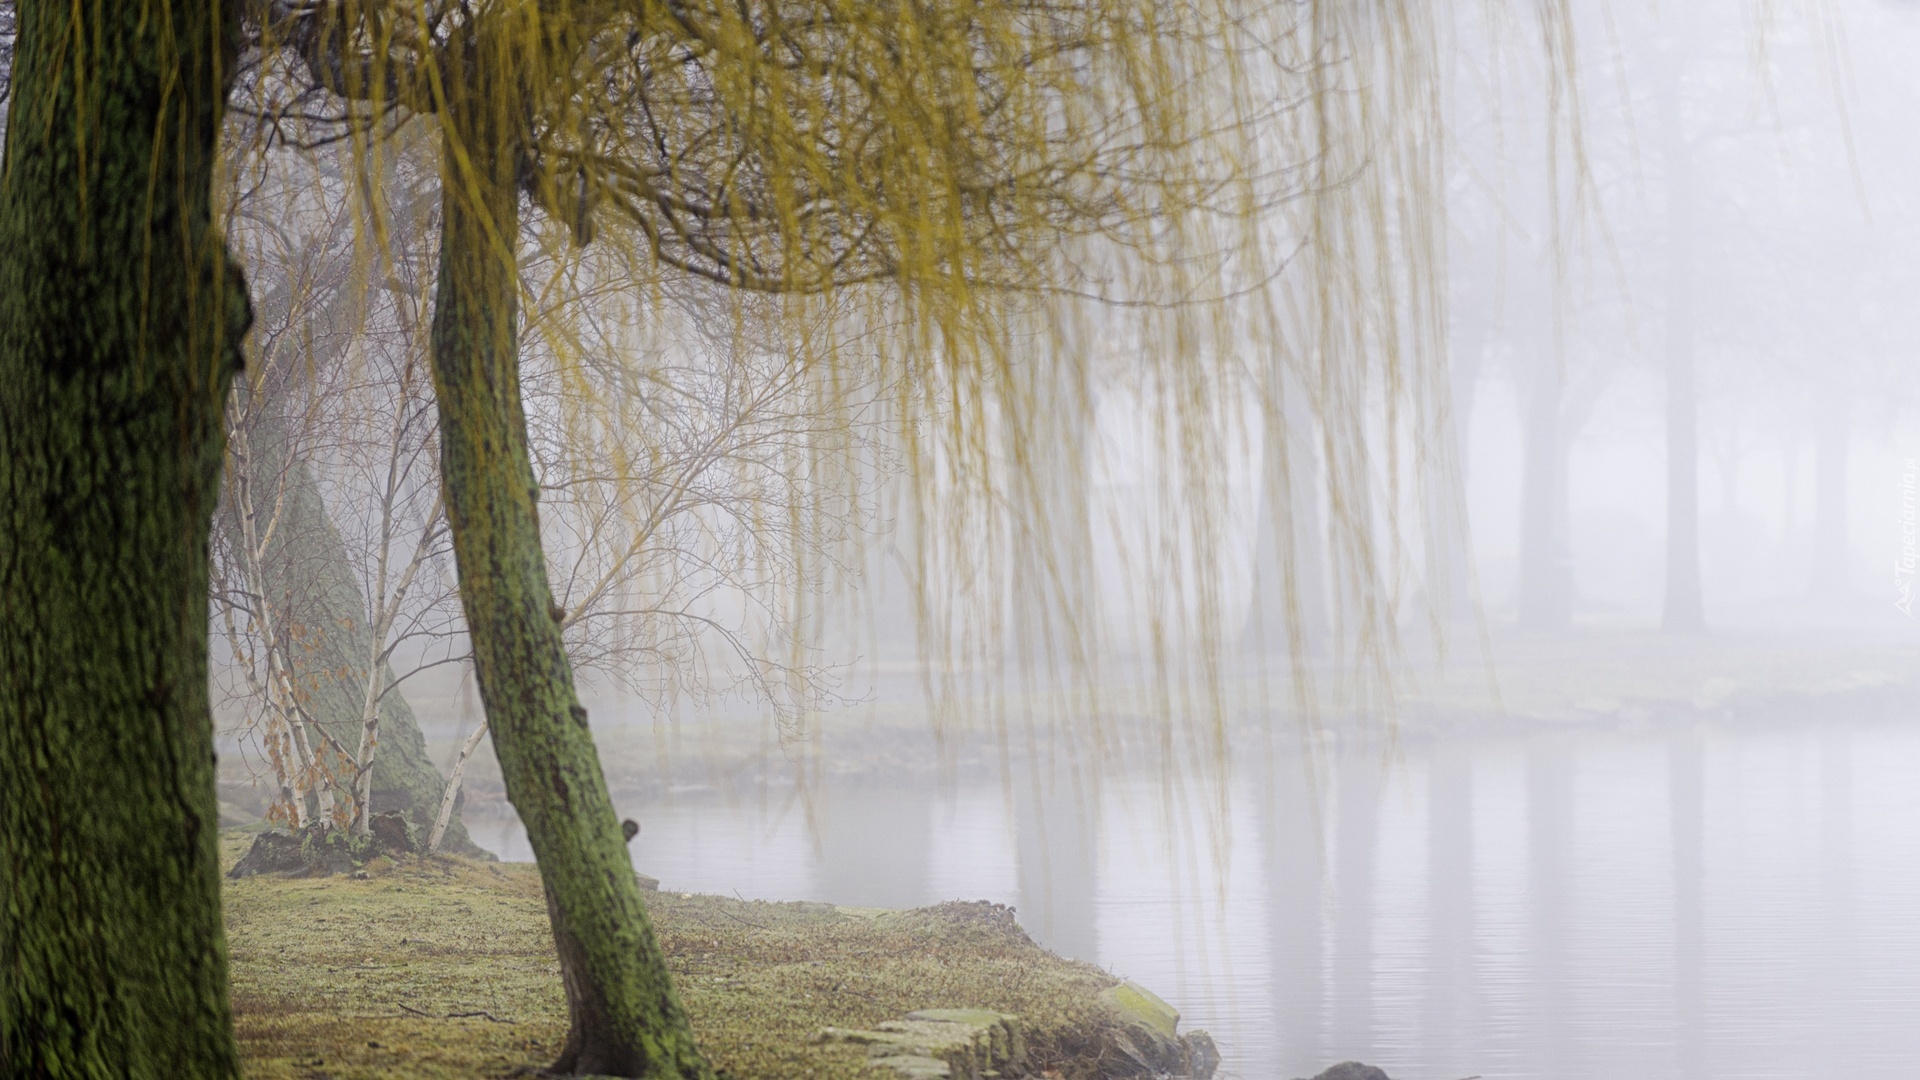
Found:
[1421,2,1606,636]
[1655,30,1707,634]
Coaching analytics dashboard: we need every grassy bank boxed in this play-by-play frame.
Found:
[220,833,1167,1080]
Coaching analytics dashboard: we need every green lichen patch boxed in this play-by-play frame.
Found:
[1100,983,1178,1042]
[826,1008,1028,1079]
[221,834,1143,1079]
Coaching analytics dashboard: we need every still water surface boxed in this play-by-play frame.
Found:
[467,719,1920,1080]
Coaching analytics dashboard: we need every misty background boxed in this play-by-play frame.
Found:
[198,2,1920,1078]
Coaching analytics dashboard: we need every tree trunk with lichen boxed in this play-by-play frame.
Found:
[426,31,712,1079]
[0,0,247,1074]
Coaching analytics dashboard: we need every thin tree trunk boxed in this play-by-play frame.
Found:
[349,498,440,837]
[1662,327,1704,632]
[429,719,491,854]
[1812,397,1849,596]
[1518,332,1572,631]
[0,0,246,1072]
[266,449,477,846]
[230,422,327,826]
[350,648,388,835]
[269,640,332,825]
[1424,319,1484,627]
[219,602,306,822]
[1660,52,1705,634]
[348,374,422,835]
[427,35,710,1077]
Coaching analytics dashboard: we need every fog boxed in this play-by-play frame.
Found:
[412,8,1920,1078]
[165,1,1920,1078]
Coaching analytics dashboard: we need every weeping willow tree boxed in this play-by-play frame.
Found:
[246,0,1491,1073]
[227,0,1284,1072]
[0,0,1521,1072]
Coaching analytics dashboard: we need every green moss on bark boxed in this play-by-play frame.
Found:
[0,0,247,1074]
[425,30,710,1078]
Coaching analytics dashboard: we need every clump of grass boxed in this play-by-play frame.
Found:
[221,832,1130,1079]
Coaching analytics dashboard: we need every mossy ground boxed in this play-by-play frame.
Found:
[221,832,1122,1079]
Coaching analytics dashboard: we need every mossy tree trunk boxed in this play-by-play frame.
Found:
[0,0,247,1074]
[426,31,711,1079]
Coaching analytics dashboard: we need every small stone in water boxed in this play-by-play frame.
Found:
[1294,1064,1392,1080]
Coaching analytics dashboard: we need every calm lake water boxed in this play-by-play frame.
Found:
[466,717,1920,1080]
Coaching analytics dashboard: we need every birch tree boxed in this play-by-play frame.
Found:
[213,138,489,850]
